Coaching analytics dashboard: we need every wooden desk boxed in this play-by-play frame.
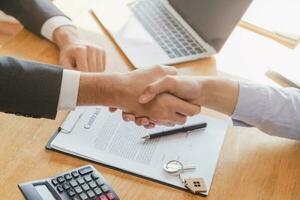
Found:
[0,1,300,199]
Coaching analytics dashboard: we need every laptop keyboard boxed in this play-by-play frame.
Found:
[130,0,207,59]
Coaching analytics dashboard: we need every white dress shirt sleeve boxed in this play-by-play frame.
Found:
[58,70,81,110]
[40,17,80,110]
[40,16,75,42]
[232,82,300,140]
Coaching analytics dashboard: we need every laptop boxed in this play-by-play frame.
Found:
[93,0,253,68]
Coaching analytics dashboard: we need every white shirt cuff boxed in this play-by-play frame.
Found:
[58,69,81,110]
[41,16,75,42]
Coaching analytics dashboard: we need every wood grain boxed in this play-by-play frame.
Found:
[0,1,299,199]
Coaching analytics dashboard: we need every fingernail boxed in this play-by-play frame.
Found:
[139,94,151,103]
[146,124,155,129]
[141,119,149,125]
[127,116,135,121]
[139,96,147,103]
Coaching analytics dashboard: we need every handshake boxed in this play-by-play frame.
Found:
[77,66,239,128]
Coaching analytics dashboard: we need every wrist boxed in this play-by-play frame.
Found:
[200,78,239,115]
[77,73,124,107]
[53,26,80,49]
[200,78,216,107]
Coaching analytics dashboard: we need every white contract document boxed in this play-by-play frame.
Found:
[48,106,228,195]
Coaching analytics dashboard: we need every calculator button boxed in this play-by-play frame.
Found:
[89,181,97,189]
[72,196,80,200]
[81,183,90,191]
[95,179,104,186]
[107,192,115,200]
[51,178,58,186]
[70,180,78,187]
[68,189,76,197]
[57,185,64,193]
[62,183,71,190]
[101,185,110,193]
[99,195,108,200]
[64,173,72,181]
[78,167,93,176]
[84,176,92,182]
[74,186,83,194]
[77,177,85,185]
[87,190,96,198]
[94,187,102,196]
[57,176,65,183]
[79,193,88,200]
[72,171,80,178]
[91,173,99,180]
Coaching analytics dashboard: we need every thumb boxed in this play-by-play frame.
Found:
[139,76,176,104]
[163,65,177,76]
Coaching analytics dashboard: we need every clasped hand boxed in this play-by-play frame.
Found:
[110,66,203,128]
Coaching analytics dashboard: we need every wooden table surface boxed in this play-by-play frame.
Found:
[0,1,300,199]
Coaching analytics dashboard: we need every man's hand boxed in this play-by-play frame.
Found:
[77,66,201,126]
[53,26,106,72]
[122,76,205,127]
[139,76,205,105]
[113,67,201,126]
[123,75,240,128]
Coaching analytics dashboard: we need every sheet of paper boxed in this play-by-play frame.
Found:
[51,106,228,195]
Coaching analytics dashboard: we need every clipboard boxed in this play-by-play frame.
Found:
[46,131,206,196]
[46,106,228,196]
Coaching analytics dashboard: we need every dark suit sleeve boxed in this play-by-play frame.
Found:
[0,0,68,36]
[0,56,63,119]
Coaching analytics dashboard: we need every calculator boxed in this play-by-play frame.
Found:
[18,165,120,200]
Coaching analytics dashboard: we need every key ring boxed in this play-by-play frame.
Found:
[163,160,207,194]
[163,160,196,176]
[163,160,185,176]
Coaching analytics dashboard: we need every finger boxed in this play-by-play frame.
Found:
[144,123,156,129]
[87,47,98,72]
[135,117,151,126]
[162,112,187,126]
[122,113,130,122]
[109,107,118,112]
[155,65,178,75]
[101,50,106,71]
[162,65,178,76]
[152,119,175,127]
[75,49,89,72]
[163,122,176,127]
[174,98,201,117]
[60,56,75,69]
[170,113,187,125]
[95,48,105,72]
[139,76,176,104]
[122,112,135,122]
[135,118,146,126]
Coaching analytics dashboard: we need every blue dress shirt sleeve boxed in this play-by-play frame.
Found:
[232,82,300,140]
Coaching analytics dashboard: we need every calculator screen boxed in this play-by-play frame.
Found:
[35,185,56,200]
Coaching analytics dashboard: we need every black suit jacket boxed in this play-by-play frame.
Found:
[0,0,68,119]
[0,0,66,35]
[0,57,63,119]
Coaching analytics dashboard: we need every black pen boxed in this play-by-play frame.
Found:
[141,122,207,140]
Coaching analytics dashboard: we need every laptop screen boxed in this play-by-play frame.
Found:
[168,0,253,51]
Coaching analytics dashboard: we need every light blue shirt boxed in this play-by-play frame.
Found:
[232,83,300,140]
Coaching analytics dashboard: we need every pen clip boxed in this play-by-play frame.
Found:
[186,128,204,134]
